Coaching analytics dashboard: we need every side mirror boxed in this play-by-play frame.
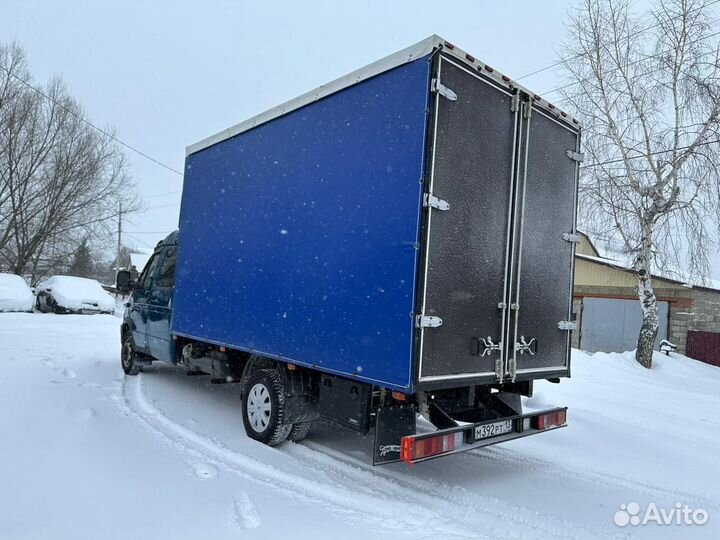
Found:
[116,270,134,293]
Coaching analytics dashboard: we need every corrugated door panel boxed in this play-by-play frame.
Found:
[418,56,517,381]
[580,298,668,352]
[511,108,578,375]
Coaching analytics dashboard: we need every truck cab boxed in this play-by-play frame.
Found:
[119,231,178,371]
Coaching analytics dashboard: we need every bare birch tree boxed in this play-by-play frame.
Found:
[560,0,720,368]
[0,42,139,279]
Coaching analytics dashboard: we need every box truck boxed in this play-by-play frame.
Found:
[117,35,581,465]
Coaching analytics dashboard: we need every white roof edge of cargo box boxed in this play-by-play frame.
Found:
[186,35,579,157]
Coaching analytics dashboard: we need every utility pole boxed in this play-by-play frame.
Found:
[115,202,122,283]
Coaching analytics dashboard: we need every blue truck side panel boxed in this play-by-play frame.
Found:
[172,57,432,392]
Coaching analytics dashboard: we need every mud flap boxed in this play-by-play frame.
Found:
[373,405,416,465]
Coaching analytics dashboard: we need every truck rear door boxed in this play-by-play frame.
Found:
[508,106,580,378]
[417,53,579,386]
[417,55,518,383]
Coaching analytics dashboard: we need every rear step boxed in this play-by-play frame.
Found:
[400,407,567,465]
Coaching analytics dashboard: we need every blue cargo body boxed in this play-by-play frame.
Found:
[173,57,433,392]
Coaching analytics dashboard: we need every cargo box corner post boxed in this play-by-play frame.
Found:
[118,35,580,465]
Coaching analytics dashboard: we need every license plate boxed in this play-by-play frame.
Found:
[474,419,513,441]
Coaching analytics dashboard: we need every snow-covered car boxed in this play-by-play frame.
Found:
[0,273,35,312]
[35,276,115,315]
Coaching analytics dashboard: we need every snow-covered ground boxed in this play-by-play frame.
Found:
[1,313,718,540]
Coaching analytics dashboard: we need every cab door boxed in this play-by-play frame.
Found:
[146,246,176,363]
[129,252,162,353]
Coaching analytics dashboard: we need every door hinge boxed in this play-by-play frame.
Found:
[424,193,450,211]
[558,321,577,331]
[566,150,585,162]
[510,93,520,113]
[562,232,581,243]
[431,78,458,101]
[416,315,443,328]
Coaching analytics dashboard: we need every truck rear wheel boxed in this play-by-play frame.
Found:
[241,369,291,446]
[287,422,311,442]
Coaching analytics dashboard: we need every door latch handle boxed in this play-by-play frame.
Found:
[515,336,536,355]
[476,336,502,357]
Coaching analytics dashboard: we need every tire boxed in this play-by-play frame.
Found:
[121,333,142,376]
[49,297,63,314]
[241,369,291,446]
[287,422,311,442]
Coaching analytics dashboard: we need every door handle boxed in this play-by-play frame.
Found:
[515,336,536,355]
[473,336,502,357]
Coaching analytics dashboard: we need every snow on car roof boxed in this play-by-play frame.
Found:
[38,275,115,311]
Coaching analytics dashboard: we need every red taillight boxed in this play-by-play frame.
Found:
[533,409,568,430]
[400,432,464,464]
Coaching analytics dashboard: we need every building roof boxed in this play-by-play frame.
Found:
[575,251,720,294]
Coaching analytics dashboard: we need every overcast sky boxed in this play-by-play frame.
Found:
[6,0,718,278]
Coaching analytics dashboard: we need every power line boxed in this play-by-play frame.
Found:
[124,232,155,249]
[124,230,174,234]
[143,202,180,211]
[545,29,720,102]
[144,189,182,199]
[514,0,720,83]
[0,63,184,177]
[581,138,720,169]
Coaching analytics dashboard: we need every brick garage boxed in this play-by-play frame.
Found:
[571,232,720,365]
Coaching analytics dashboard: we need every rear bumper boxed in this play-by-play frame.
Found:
[399,407,567,465]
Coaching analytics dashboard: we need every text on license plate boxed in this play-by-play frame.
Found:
[474,419,513,440]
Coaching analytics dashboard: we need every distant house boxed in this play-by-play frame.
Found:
[573,232,720,366]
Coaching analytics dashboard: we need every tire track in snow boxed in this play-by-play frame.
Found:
[118,375,477,539]
[292,441,624,540]
[230,492,261,530]
[467,446,720,512]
